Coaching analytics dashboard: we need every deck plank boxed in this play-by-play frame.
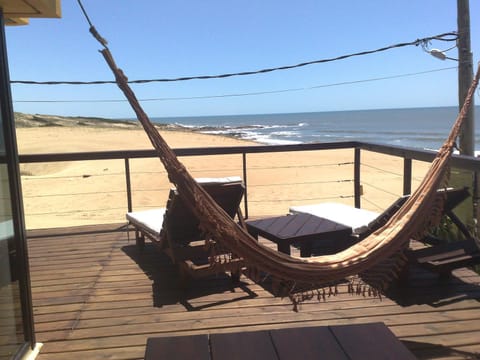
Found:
[27,224,480,360]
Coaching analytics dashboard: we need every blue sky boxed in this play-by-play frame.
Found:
[5,1,479,118]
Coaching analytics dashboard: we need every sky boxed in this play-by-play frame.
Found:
[5,0,480,119]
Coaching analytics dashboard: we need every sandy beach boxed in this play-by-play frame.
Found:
[16,117,431,230]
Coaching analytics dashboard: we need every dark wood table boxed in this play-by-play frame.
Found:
[246,213,353,256]
[144,322,417,359]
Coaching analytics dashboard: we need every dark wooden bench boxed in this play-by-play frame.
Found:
[409,239,480,276]
[407,187,480,277]
[144,323,416,359]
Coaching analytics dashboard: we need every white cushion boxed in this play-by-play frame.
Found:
[126,208,166,236]
[126,176,242,236]
[195,176,242,185]
[289,202,380,233]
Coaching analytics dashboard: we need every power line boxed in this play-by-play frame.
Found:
[11,32,457,86]
[12,66,457,103]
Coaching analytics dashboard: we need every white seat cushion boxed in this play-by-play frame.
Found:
[289,202,380,233]
[125,176,242,236]
[126,208,166,236]
[195,176,242,185]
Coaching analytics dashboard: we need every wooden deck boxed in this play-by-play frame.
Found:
[27,224,480,360]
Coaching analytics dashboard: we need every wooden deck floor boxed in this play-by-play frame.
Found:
[27,224,480,360]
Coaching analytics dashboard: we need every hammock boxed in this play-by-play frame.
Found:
[91,26,480,300]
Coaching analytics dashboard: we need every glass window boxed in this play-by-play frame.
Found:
[0,12,35,359]
[0,124,25,359]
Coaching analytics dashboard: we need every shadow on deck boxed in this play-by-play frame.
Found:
[121,242,259,311]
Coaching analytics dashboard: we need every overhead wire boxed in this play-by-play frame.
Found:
[10,30,457,86]
[13,66,457,103]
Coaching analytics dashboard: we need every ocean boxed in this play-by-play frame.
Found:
[151,106,480,152]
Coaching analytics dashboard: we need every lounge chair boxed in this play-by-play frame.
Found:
[328,187,480,279]
[289,188,472,256]
[288,195,410,256]
[408,238,480,277]
[405,188,480,277]
[126,177,245,283]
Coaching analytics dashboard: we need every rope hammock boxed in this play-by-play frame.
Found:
[86,20,480,303]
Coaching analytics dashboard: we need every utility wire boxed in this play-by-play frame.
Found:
[12,66,457,103]
[11,31,457,86]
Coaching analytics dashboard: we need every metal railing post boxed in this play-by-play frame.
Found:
[125,158,133,213]
[403,158,412,195]
[354,148,361,208]
[242,152,249,219]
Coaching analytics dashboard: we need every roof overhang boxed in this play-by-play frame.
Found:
[0,0,61,26]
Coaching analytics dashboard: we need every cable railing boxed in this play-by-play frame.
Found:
[18,141,480,230]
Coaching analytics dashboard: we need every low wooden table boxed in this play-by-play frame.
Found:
[144,323,416,359]
[246,213,353,256]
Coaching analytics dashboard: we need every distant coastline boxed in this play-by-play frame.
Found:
[151,106,480,149]
[14,106,480,151]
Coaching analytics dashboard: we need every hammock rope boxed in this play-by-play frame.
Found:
[83,15,480,301]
